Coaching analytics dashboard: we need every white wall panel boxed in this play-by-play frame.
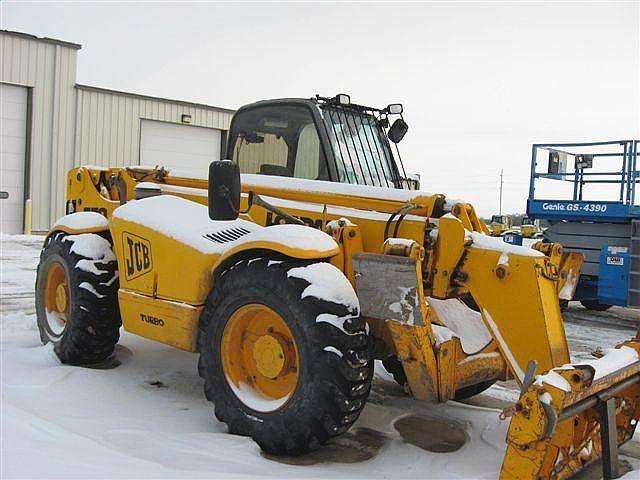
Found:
[0,84,28,233]
[1,32,79,232]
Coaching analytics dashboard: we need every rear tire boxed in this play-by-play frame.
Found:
[197,257,372,456]
[35,231,121,365]
[580,300,613,311]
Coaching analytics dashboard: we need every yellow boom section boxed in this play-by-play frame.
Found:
[429,216,640,479]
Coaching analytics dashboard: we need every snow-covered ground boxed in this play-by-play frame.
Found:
[1,234,639,479]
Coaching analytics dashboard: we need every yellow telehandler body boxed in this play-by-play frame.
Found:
[38,95,639,480]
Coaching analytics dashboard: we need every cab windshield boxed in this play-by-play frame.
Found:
[321,106,398,188]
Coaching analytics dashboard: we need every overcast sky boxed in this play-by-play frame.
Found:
[2,1,638,216]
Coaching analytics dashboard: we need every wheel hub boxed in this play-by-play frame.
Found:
[253,335,285,379]
[43,261,69,336]
[55,283,68,312]
[221,303,299,412]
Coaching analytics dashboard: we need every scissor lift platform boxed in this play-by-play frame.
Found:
[527,140,639,310]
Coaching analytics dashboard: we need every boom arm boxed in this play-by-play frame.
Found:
[429,215,640,480]
[432,216,571,377]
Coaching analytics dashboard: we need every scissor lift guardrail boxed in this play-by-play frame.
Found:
[527,140,639,309]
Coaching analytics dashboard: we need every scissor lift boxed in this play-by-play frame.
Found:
[527,140,640,310]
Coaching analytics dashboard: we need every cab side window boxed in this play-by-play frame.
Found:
[233,132,289,176]
[294,123,325,180]
[230,105,329,180]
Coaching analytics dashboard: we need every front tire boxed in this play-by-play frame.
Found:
[35,231,121,365]
[198,257,372,455]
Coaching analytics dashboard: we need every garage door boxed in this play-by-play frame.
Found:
[0,84,28,234]
[140,120,221,178]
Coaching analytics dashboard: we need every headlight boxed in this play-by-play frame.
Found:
[335,93,350,105]
[387,104,403,114]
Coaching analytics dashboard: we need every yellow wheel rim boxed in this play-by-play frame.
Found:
[221,304,299,412]
[43,261,69,336]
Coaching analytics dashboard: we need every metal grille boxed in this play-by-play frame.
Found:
[203,227,252,244]
[320,106,397,188]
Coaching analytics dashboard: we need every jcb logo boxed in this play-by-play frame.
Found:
[123,232,152,280]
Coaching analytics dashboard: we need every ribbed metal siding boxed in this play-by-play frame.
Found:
[0,33,78,231]
[74,87,234,169]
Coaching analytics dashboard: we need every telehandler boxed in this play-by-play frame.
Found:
[36,94,639,479]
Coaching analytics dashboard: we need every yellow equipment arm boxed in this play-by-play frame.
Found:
[430,215,640,480]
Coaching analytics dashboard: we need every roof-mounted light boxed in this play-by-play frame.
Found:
[387,104,403,114]
[335,93,351,105]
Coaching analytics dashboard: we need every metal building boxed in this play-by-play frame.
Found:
[0,30,234,234]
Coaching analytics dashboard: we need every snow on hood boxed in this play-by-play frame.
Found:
[112,195,338,255]
[53,212,108,231]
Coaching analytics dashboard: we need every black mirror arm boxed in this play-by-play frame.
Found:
[242,191,305,225]
[239,191,254,214]
[218,184,240,216]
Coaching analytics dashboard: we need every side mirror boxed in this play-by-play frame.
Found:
[209,160,241,221]
[388,118,408,144]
